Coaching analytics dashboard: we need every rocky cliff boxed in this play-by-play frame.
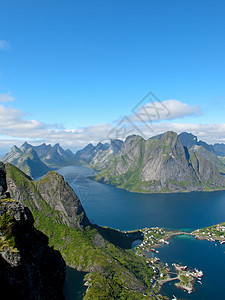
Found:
[88,139,123,169]
[0,163,66,299]
[74,142,109,164]
[92,131,225,193]
[179,132,225,173]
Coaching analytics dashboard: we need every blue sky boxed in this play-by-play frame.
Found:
[0,0,225,152]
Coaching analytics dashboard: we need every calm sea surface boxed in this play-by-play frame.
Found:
[57,166,225,299]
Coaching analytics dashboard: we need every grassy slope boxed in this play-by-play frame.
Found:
[5,164,156,300]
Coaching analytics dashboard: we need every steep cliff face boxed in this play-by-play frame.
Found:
[35,171,90,228]
[0,164,66,299]
[5,166,89,229]
[74,142,109,164]
[92,132,225,193]
[88,139,123,169]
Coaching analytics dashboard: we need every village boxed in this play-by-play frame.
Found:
[134,227,204,297]
[193,223,225,244]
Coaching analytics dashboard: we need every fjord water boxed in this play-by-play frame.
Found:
[157,235,225,300]
[58,166,225,299]
[58,166,225,231]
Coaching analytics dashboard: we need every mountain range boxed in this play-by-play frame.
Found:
[2,131,225,191]
[2,142,78,178]
[91,131,225,193]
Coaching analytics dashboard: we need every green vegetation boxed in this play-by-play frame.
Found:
[0,211,16,250]
[5,163,156,299]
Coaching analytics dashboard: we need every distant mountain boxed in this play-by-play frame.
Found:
[178,132,214,152]
[20,142,77,168]
[2,147,51,178]
[74,142,109,164]
[88,139,123,169]
[179,132,225,173]
[213,143,225,157]
[92,131,225,193]
[2,142,78,178]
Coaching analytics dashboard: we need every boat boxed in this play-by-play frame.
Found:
[198,280,202,285]
[220,240,225,244]
[172,296,177,300]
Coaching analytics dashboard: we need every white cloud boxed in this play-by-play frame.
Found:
[0,40,11,51]
[0,92,14,103]
[0,99,225,155]
[130,99,201,123]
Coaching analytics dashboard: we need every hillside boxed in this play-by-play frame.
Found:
[92,132,225,193]
[3,162,158,299]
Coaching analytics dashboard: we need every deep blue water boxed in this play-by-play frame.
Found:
[58,166,225,231]
[57,166,225,299]
[156,235,225,300]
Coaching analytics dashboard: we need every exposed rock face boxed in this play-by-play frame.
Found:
[5,164,90,229]
[75,142,109,164]
[93,131,225,193]
[35,171,90,228]
[88,139,123,169]
[179,132,215,152]
[179,132,225,173]
[0,169,66,299]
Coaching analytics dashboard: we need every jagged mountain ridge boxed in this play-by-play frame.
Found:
[2,146,51,179]
[2,142,79,178]
[87,139,123,169]
[19,142,77,168]
[74,142,110,164]
[92,131,225,193]
[178,132,225,173]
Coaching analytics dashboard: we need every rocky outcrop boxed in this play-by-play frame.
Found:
[5,164,90,229]
[0,168,66,299]
[74,142,110,164]
[88,139,123,169]
[35,171,90,228]
[93,131,225,193]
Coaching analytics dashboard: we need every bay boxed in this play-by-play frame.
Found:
[58,166,225,231]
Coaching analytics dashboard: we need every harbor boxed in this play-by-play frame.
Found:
[134,227,205,298]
